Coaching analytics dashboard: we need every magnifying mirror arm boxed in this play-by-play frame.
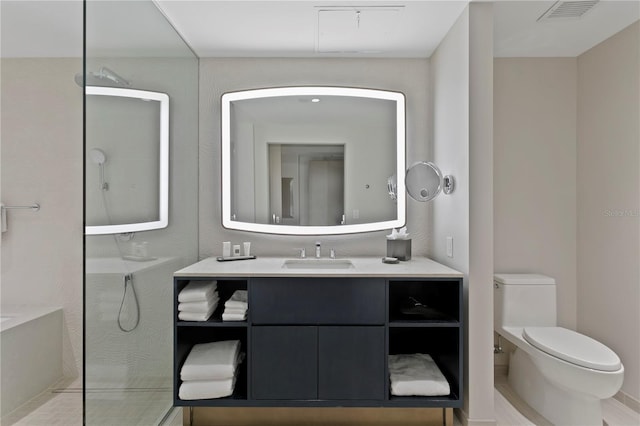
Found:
[443,175,455,195]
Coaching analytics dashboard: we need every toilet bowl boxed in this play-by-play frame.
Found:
[494,274,624,426]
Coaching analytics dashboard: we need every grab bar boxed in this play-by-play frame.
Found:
[2,203,40,211]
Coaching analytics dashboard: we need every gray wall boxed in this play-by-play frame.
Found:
[85,57,199,264]
[199,58,429,258]
[494,57,578,331]
[577,21,639,402]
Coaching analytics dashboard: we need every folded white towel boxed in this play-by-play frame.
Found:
[178,294,219,313]
[178,280,217,303]
[178,307,215,322]
[224,290,248,308]
[222,306,247,315]
[222,312,247,321]
[181,340,241,381]
[389,353,450,397]
[179,376,236,400]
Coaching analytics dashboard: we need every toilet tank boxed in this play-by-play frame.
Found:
[494,274,557,330]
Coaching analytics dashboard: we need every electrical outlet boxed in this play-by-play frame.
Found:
[446,236,453,258]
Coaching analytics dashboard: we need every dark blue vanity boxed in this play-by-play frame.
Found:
[173,257,463,418]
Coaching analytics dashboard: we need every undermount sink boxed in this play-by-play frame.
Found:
[282,258,355,269]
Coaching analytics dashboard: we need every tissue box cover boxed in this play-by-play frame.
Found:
[387,239,411,261]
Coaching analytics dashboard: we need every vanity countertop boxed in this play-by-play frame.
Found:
[174,256,462,278]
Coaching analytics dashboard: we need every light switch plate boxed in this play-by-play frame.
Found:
[446,236,453,258]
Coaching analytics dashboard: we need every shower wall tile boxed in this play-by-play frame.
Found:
[0,58,84,380]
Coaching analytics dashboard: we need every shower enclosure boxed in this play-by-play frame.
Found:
[84,1,198,424]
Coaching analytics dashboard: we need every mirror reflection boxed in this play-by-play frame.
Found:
[222,86,406,235]
[269,143,344,226]
[85,86,169,235]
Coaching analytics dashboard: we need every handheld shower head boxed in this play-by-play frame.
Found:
[90,148,109,191]
[89,148,107,165]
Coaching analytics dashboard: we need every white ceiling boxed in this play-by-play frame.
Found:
[1,1,638,58]
[154,1,469,58]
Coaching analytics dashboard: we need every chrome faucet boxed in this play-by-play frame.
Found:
[296,248,306,259]
[315,242,321,258]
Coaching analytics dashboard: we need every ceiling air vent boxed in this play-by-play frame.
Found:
[537,0,600,21]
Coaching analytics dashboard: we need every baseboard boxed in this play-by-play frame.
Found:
[614,390,640,414]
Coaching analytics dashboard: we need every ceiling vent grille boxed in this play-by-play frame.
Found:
[537,0,600,21]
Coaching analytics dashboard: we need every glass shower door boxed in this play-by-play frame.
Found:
[83,1,198,424]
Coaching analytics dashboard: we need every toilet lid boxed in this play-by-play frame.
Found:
[523,327,621,372]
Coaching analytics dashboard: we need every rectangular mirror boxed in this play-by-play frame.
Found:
[85,86,169,235]
[221,86,406,235]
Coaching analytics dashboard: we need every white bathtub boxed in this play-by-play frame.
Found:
[85,257,180,390]
[0,305,63,417]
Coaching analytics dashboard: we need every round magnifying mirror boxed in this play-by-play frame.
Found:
[405,161,443,202]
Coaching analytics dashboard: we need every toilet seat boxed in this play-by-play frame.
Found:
[523,327,621,372]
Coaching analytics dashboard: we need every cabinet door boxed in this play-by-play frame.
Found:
[251,326,318,400]
[318,326,385,400]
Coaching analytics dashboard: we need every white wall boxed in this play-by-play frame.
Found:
[577,21,640,402]
[430,4,495,425]
[467,5,495,423]
[1,58,84,380]
[493,57,578,331]
[199,58,430,258]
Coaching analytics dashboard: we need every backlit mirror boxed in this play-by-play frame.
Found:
[221,86,406,235]
[85,86,169,235]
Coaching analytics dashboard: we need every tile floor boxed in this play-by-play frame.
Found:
[2,381,638,425]
[493,368,640,426]
[1,377,174,426]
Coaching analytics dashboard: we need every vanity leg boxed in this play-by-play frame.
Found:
[442,408,453,426]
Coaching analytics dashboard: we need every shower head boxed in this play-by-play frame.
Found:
[89,148,107,165]
[74,67,131,88]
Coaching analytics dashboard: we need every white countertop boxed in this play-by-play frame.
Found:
[174,256,463,278]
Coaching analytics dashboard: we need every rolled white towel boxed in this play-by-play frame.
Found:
[178,294,219,313]
[178,280,217,303]
[224,290,248,308]
[179,376,237,400]
[181,340,241,381]
[389,353,450,397]
[222,311,247,322]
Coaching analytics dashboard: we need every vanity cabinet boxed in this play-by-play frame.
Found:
[173,258,463,411]
[251,325,385,400]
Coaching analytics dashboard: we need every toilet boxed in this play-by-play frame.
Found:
[494,273,624,426]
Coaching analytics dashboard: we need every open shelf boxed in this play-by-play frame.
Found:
[175,278,248,326]
[175,359,248,406]
[388,279,460,324]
